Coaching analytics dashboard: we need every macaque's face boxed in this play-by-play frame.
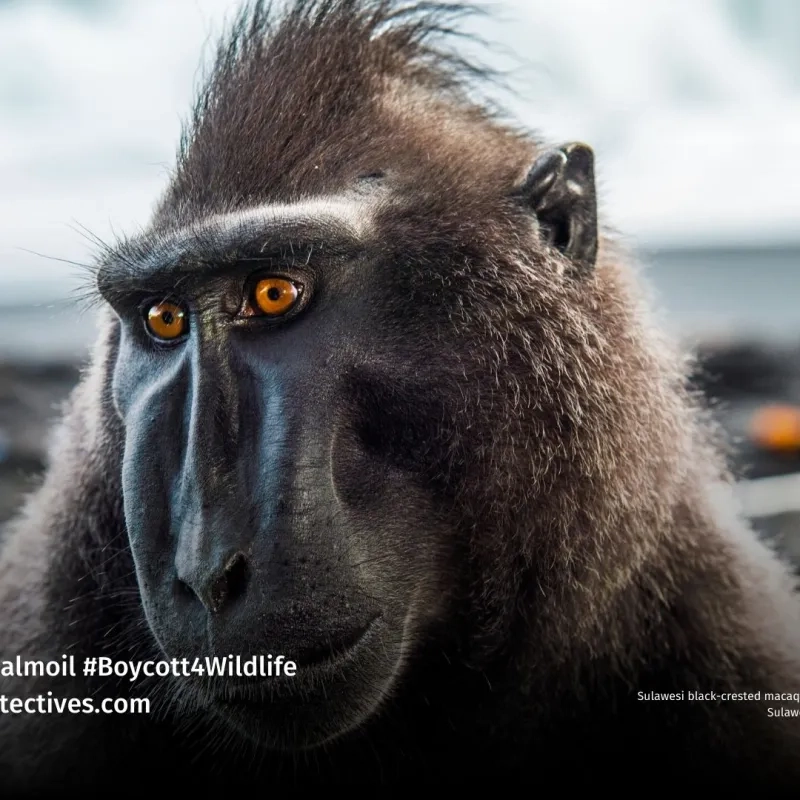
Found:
[101,198,459,749]
[98,127,596,750]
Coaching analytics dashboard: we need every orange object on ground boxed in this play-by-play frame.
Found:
[750,404,800,452]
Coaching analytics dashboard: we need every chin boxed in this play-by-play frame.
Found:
[181,615,403,752]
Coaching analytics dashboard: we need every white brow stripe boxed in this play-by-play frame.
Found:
[210,195,376,237]
[164,193,381,257]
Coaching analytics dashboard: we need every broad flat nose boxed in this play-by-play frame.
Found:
[176,550,249,613]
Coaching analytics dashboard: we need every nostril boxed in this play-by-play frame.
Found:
[207,551,248,613]
[224,551,248,597]
[175,551,249,614]
[208,573,229,613]
[176,577,195,599]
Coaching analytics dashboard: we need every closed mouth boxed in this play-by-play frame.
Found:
[211,614,383,706]
[293,614,382,668]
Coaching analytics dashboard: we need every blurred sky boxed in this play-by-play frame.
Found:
[1,0,799,305]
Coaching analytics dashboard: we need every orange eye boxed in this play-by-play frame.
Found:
[145,301,187,341]
[253,277,300,317]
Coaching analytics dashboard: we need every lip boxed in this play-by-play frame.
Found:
[293,613,382,669]
[210,614,383,706]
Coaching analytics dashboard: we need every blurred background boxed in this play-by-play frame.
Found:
[0,0,798,559]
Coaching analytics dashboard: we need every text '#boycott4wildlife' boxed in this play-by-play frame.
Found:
[0,655,297,680]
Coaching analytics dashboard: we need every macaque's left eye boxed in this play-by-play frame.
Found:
[251,277,302,317]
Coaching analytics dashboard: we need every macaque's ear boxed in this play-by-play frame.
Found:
[514,142,598,275]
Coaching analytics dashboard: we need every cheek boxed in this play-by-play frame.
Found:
[330,423,391,509]
[330,424,428,577]
[330,427,449,614]
[330,396,459,587]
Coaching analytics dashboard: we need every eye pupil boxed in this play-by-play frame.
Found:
[267,287,282,302]
[161,311,174,325]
